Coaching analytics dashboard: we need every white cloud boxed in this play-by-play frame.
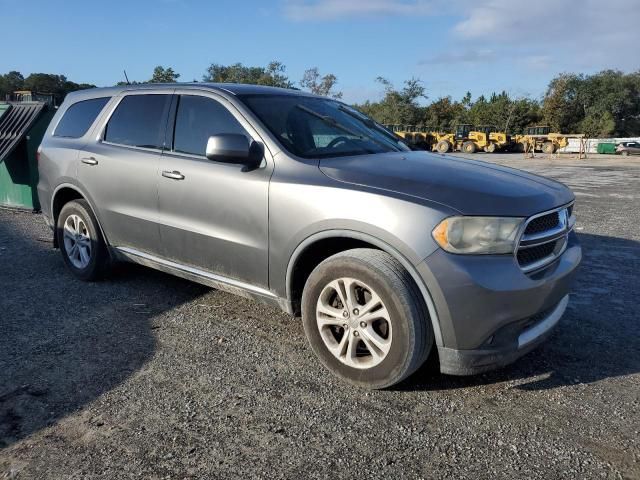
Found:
[284,0,640,74]
[283,0,438,21]
[421,49,497,66]
[452,0,640,68]
[521,55,553,71]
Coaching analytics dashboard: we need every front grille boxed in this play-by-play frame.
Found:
[524,211,559,235]
[517,205,572,273]
[517,240,557,266]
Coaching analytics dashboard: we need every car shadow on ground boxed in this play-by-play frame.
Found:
[397,232,640,392]
[2,213,638,449]
[0,212,208,449]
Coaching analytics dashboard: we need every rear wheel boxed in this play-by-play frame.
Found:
[542,141,555,154]
[486,142,497,153]
[301,249,433,389]
[621,150,630,156]
[57,200,109,281]
[436,140,450,153]
[462,141,476,154]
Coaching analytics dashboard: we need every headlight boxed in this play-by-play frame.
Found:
[432,216,524,254]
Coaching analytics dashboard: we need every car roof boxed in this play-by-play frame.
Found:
[63,83,317,104]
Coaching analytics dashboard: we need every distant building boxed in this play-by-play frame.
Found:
[5,90,55,106]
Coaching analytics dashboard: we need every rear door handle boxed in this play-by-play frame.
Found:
[162,170,185,180]
[81,157,98,165]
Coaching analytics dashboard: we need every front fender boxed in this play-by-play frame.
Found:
[283,228,445,347]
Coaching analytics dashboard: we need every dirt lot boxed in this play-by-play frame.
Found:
[1,153,639,479]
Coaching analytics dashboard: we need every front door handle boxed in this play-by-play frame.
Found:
[162,170,185,180]
[81,157,98,165]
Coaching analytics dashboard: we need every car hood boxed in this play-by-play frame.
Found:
[319,151,574,216]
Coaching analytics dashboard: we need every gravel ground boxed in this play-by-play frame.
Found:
[1,153,639,479]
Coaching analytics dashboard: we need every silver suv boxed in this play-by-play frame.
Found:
[38,84,581,388]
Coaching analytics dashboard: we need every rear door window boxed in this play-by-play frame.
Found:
[172,95,246,156]
[54,97,110,138]
[104,94,172,149]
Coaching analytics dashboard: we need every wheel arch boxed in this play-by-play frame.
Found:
[285,230,444,347]
[51,183,109,249]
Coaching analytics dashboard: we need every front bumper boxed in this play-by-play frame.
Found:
[437,295,568,375]
[417,231,581,375]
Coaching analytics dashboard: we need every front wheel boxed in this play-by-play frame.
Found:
[436,140,450,153]
[301,249,433,389]
[542,141,555,154]
[57,199,109,281]
[462,141,477,153]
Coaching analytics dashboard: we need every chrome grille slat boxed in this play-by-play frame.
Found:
[524,211,560,235]
[516,203,573,273]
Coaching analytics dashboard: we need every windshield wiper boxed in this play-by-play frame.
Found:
[337,105,405,148]
[338,105,375,128]
[295,104,364,139]
[296,104,393,152]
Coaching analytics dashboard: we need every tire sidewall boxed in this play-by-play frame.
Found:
[57,201,102,281]
[302,258,416,388]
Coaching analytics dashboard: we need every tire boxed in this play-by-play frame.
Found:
[436,140,450,153]
[462,141,476,154]
[56,199,110,281]
[542,142,555,154]
[301,248,433,389]
[486,143,497,153]
[621,151,629,156]
[515,142,526,153]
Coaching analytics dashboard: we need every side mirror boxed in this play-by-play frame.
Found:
[205,134,263,170]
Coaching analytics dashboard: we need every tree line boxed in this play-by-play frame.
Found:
[355,71,640,137]
[0,71,96,105]
[2,64,638,137]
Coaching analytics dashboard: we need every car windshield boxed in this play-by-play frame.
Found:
[238,94,410,159]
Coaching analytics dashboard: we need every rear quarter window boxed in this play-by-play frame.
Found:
[104,94,172,149]
[54,97,110,138]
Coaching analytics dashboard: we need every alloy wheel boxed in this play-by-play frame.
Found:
[63,214,92,269]
[315,277,392,369]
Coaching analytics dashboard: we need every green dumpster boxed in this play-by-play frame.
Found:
[597,142,616,154]
[0,102,54,210]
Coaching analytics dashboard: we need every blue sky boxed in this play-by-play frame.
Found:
[2,0,638,104]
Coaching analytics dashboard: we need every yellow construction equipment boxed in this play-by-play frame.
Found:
[385,124,437,151]
[474,125,510,152]
[514,126,584,154]
[385,124,511,154]
[433,124,492,154]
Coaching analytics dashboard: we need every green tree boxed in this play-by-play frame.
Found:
[0,71,25,99]
[422,96,467,131]
[300,67,342,98]
[542,70,640,136]
[355,77,426,125]
[21,73,95,104]
[203,61,294,88]
[466,91,541,134]
[542,73,584,133]
[149,65,180,83]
